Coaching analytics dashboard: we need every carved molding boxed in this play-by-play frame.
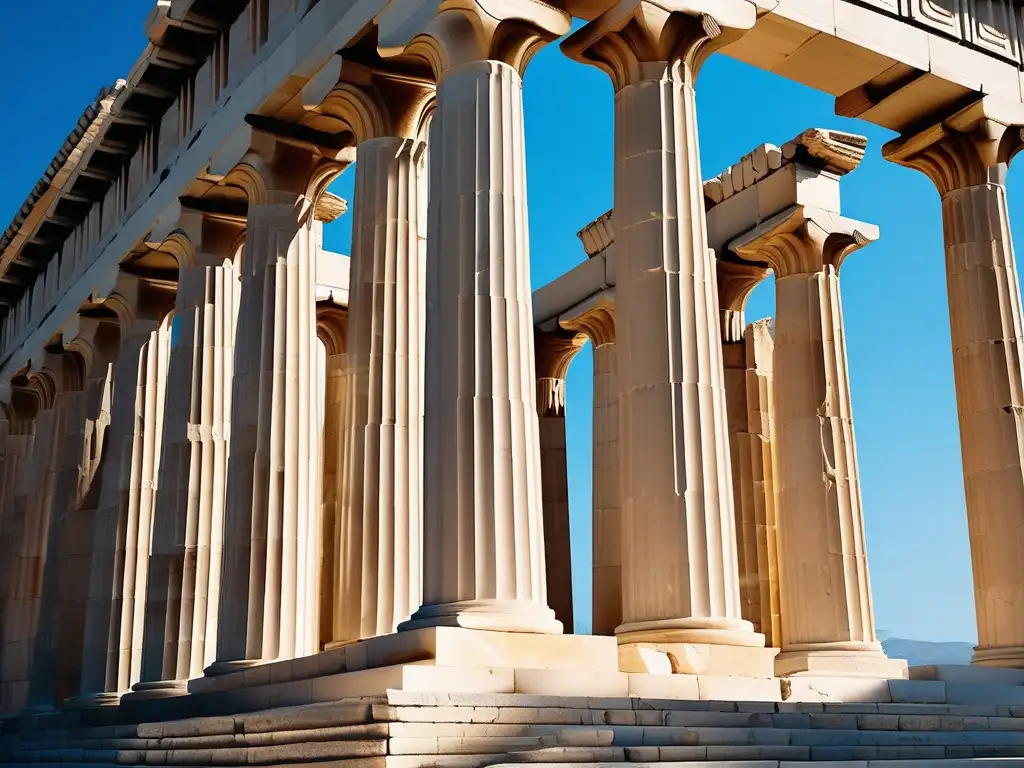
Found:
[561,0,757,90]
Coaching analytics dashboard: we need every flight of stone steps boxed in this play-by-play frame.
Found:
[6,688,1024,767]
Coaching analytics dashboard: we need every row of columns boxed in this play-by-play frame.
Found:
[1,0,1024,715]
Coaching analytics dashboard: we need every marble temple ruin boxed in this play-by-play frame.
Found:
[2,0,1024,764]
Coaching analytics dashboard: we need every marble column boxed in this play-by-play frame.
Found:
[336,134,426,643]
[563,0,766,653]
[744,320,781,648]
[732,205,904,677]
[2,369,78,713]
[534,330,586,632]
[716,259,770,640]
[316,305,347,650]
[561,301,619,637]
[886,114,1024,668]
[78,277,174,705]
[378,0,570,634]
[136,259,240,694]
[215,175,322,671]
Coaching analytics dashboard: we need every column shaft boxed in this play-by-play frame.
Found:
[614,65,752,643]
[336,137,424,643]
[216,200,320,669]
[943,181,1024,665]
[773,268,888,672]
[591,339,621,636]
[79,327,158,702]
[403,60,559,634]
[537,377,573,632]
[743,321,781,648]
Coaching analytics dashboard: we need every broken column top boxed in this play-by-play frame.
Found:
[704,129,868,209]
[575,128,868,257]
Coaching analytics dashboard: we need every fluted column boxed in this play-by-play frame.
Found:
[733,205,904,677]
[534,330,586,632]
[743,320,781,648]
[561,301,619,636]
[136,259,240,694]
[335,132,427,643]
[886,113,1024,667]
[215,166,323,671]
[317,306,348,650]
[378,0,569,634]
[78,280,174,704]
[716,259,770,639]
[563,0,764,649]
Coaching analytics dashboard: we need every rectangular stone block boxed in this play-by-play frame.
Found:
[783,676,892,703]
[888,679,946,704]
[361,627,618,672]
[910,664,1024,686]
[512,669,628,697]
[618,641,777,677]
[697,675,782,702]
[626,673,699,700]
[947,682,1024,706]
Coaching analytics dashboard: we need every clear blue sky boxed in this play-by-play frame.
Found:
[4,6,1022,644]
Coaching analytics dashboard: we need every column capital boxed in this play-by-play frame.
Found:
[91,269,176,339]
[559,293,616,347]
[716,258,769,343]
[313,62,435,143]
[377,0,569,78]
[730,205,878,278]
[883,97,1024,195]
[561,0,757,90]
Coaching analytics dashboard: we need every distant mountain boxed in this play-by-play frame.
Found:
[882,637,974,666]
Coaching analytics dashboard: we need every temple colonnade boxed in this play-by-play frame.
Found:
[0,0,1023,717]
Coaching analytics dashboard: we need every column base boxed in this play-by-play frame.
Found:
[775,641,908,678]
[618,641,778,677]
[615,617,765,648]
[122,679,189,701]
[204,659,263,677]
[972,645,1024,669]
[398,600,563,635]
[63,691,123,709]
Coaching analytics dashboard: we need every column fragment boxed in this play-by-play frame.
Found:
[886,112,1024,668]
[534,330,586,632]
[732,206,904,677]
[563,0,770,669]
[561,301,620,637]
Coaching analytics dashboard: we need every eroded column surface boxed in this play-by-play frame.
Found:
[379,2,569,634]
[336,134,426,643]
[215,183,322,671]
[733,207,904,677]
[886,117,1024,667]
[136,259,240,693]
[534,330,585,632]
[563,0,766,655]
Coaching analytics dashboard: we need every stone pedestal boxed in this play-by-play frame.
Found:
[215,195,320,672]
[563,0,764,654]
[732,206,904,678]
